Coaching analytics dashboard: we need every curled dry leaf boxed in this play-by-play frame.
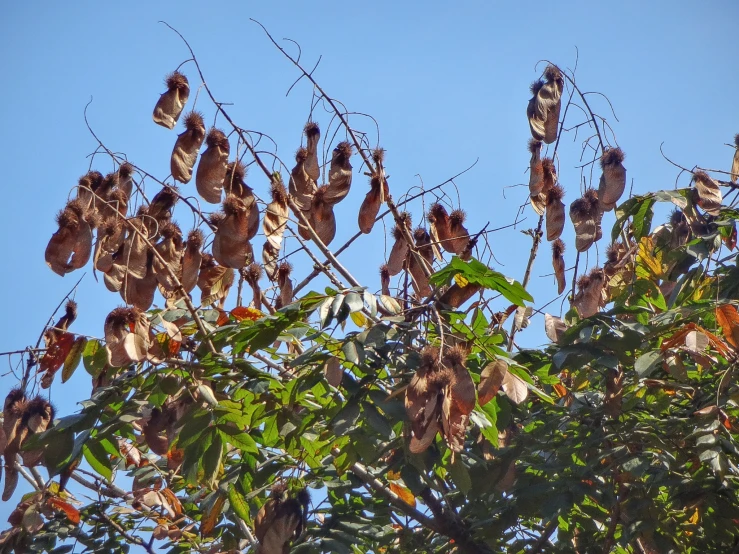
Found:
[546,184,565,241]
[501,371,528,405]
[196,128,230,204]
[598,148,626,211]
[324,357,342,388]
[153,71,190,130]
[263,178,289,280]
[46,200,93,276]
[358,175,388,234]
[570,188,601,252]
[544,313,567,343]
[693,171,722,216]
[552,239,566,295]
[198,254,235,307]
[478,359,508,406]
[526,65,564,144]
[171,111,206,183]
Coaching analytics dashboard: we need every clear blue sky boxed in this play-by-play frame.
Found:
[1,0,737,534]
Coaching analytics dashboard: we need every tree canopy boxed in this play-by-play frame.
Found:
[2,20,739,554]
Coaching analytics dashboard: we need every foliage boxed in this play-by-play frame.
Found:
[3,21,739,554]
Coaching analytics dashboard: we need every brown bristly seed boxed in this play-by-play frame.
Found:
[544,64,563,83]
[583,188,600,210]
[64,300,78,322]
[548,184,565,202]
[209,212,225,226]
[227,161,246,182]
[669,209,686,226]
[270,181,288,204]
[413,227,429,241]
[184,111,205,130]
[600,147,625,167]
[159,221,181,240]
[605,242,620,263]
[106,306,138,328]
[304,122,320,138]
[391,226,404,240]
[379,264,390,280]
[335,141,353,162]
[277,261,292,277]
[246,262,263,284]
[56,208,78,229]
[577,275,591,290]
[450,209,466,225]
[165,71,188,90]
[734,134,739,147]
[222,196,244,216]
[542,158,556,177]
[295,147,308,162]
[693,170,712,184]
[187,229,204,249]
[206,128,229,149]
[443,345,467,367]
[529,80,544,95]
[420,346,440,369]
[118,162,134,178]
[527,139,542,154]
[372,148,385,164]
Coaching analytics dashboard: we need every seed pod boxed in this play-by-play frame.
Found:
[428,203,454,253]
[437,282,482,309]
[147,186,180,230]
[310,185,337,245]
[570,189,600,252]
[254,484,306,554]
[118,217,150,280]
[441,346,476,453]
[325,141,353,204]
[244,262,263,309]
[546,184,566,241]
[171,111,206,183]
[153,71,190,130]
[198,254,235,308]
[117,162,135,200]
[19,397,55,468]
[289,147,316,213]
[668,210,691,250]
[379,265,391,296]
[552,239,566,294]
[262,178,289,280]
[76,170,104,211]
[152,221,184,293]
[572,268,605,318]
[528,139,543,197]
[526,65,563,144]
[46,199,93,276]
[104,307,150,367]
[448,209,470,254]
[94,217,125,273]
[276,262,293,309]
[532,157,556,216]
[358,175,388,234]
[408,228,433,297]
[598,147,626,211]
[732,134,739,184]
[220,164,260,240]
[181,229,204,293]
[212,196,255,269]
[544,313,567,343]
[2,389,27,501]
[693,171,722,216]
[121,251,158,311]
[387,213,412,276]
[406,347,446,453]
[196,128,230,204]
[303,122,321,183]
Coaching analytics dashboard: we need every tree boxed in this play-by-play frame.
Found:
[2,20,739,554]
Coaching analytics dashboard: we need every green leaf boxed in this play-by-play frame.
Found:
[448,457,472,494]
[635,351,662,378]
[228,486,251,525]
[44,431,75,475]
[82,339,108,378]
[83,441,113,481]
[344,291,363,313]
[217,425,258,454]
[430,257,533,305]
[202,432,223,486]
[61,337,86,383]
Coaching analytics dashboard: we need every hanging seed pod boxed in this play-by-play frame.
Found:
[358,175,388,234]
[572,268,605,318]
[528,139,543,197]
[428,203,454,253]
[121,251,157,311]
[325,141,353,204]
[153,71,190,130]
[196,128,230,204]
[244,262,263,309]
[212,196,254,269]
[379,265,391,296]
[222,162,259,242]
[570,189,600,252]
[448,209,470,254]
[693,171,722,216]
[669,210,691,249]
[276,262,293,309]
[254,484,307,554]
[94,217,126,273]
[262,177,289,280]
[552,239,566,294]
[546,184,566,241]
[303,122,321,183]
[18,397,55,468]
[387,213,412,276]
[198,254,235,307]
[544,313,567,343]
[103,307,148,367]
[2,389,27,501]
[408,227,433,297]
[118,217,150,280]
[597,147,626,211]
[171,111,205,183]
[181,229,204,294]
[76,170,104,211]
[152,221,184,293]
[532,157,556,216]
[732,134,739,184]
[406,346,446,454]
[585,188,604,243]
[289,147,316,213]
[441,346,476,453]
[117,162,135,200]
[45,199,94,276]
[147,186,179,232]
[526,65,563,144]
[310,185,337,245]
[604,242,623,278]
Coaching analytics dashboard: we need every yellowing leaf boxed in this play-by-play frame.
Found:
[231,306,263,321]
[636,236,663,280]
[716,304,739,349]
[200,493,225,537]
[389,483,416,508]
[454,273,469,287]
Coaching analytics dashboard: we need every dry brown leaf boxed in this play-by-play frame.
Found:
[501,371,528,404]
[716,304,739,349]
[324,357,343,388]
[478,360,508,406]
[153,71,189,130]
[544,313,567,343]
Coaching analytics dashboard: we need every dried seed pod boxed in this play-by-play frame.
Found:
[693,171,722,216]
[76,170,104,210]
[358,175,388,234]
[303,122,321,183]
[528,139,543,197]
[408,227,433,298]
[104,307,150,367]
[198,254,235,307]
[387,223,410,276]
[19,397,55,468]
[448,209,470,254]
[118,217,150,280]
[212,196,255,269]
[196,128,230,204]
[569,189,600,252]
[406,346,446,453]
[437,282,482,309]
[441,346,476,453]
[276,262,293,309]
[254,484,306,554]
[245,262,263,309]
[121,251,158,311]
[45,199,93,276]
[146,187,179,236]
[262,178,289,280]
[668,210,691,249]
[379,265,391,296]
[310,186,337,245]
[544,313,567,343]
[428,203,454,253]
[526,65,563,144]
[546,184,566,241]
[117,162,135,200]
[552,239,566,294]
[597,147,626,211]
[181,229,204,293]
[732,134,739,184]
[153,71,190,130]
[2,389,27,501]
[325,141,353,204]
[289,148,316,213]
[171,111,206,183]
[572,268,605,318]
[152,221,184,293]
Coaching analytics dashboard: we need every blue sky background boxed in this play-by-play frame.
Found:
[1,0,737,538]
